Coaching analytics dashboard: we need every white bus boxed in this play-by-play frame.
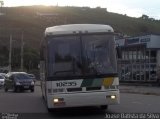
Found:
[40,24,120,111]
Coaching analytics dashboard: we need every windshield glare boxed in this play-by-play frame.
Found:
[14,74,31,80]
[48,34,117,77]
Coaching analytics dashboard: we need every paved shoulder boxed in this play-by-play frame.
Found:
[120,85,160,95]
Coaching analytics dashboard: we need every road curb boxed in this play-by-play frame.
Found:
[35,81,41,86]
[120,85,160,96]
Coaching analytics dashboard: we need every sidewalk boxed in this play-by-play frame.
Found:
[120,85,160,96]
[35,81,41,86]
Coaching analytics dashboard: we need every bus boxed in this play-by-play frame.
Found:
[40,24,120,111]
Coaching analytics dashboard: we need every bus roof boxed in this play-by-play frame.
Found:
[45,24,114,36]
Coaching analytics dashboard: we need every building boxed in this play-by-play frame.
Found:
[116,34,160,84]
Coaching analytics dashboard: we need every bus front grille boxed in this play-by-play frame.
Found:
[66,87,102,92]
[86,87,101,91]
[67,88,82,92]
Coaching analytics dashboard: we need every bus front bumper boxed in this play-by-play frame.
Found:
[47,90,120,109]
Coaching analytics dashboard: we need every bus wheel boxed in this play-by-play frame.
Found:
[47,108,53,112]
[100,105,108,110]
[47,108,59,113]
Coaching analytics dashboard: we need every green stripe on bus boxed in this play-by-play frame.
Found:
[91,78,103,87]
[81,79,94,87]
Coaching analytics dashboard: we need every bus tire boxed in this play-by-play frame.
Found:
[100,105,108,110]
[47,108,53,112]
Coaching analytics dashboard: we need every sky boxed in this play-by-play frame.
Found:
[2,0,160,20]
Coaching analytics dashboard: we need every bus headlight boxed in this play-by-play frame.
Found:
[53,98,59,103]
[53,98,65,105]
[111,95,116,99]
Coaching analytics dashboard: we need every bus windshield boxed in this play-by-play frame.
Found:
[47,34,117,78]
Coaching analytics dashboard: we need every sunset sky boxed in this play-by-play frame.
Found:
[3,0,160,19]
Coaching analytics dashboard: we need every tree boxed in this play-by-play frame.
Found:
[23,49,39,71]
[141,14,149,20]
[139,24,149,33]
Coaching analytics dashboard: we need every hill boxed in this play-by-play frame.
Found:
[1,6,160,49]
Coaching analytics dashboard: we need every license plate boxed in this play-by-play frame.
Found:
[24,86,29,88]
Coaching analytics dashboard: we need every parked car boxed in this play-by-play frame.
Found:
[121,72,131,80]
[0,74,5,88]
[0,73,6,77]
[27,74,36,82]
[4,72,35,92]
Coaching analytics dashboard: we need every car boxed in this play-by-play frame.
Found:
[121,72,131,80]
[0,73,6,77]
[0,74,5,88]
[27,74,36,82]
[133,71,150,80]
[4,72,35,92]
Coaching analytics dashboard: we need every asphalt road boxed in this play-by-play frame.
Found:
[0,85,160,119]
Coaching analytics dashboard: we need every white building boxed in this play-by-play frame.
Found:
[116,34,160,84]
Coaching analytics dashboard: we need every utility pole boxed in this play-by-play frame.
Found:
[20,32,24,71]
[0,1,4,14]
[9,35,12,72]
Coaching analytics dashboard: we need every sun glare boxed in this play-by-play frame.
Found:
[4,0,108,7]
[4,0,157,19]
[5,0,59,7]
